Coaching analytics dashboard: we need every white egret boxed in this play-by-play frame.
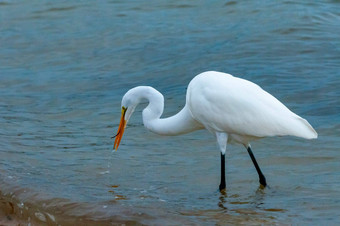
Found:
[113,71,317,191]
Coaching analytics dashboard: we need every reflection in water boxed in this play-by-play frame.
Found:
[215,187,288,224]
[218,187,266,210]
[218,190,228,210]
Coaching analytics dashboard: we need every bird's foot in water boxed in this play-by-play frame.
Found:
[259,176,267,189]
[219,183,226,192]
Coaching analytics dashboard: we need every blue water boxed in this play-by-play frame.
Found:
[0,0,339,225]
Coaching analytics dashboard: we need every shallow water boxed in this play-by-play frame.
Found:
[1,0,340,225]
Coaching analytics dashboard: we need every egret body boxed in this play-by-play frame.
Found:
[113,71,317,191]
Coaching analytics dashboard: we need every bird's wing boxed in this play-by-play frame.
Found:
[187,71,317,139]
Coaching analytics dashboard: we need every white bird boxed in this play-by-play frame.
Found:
[113,71,317,191]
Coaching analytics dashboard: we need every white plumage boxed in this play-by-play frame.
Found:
[113,71,317,190]
[187,71,317,144]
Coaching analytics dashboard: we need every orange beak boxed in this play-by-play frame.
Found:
[113,107,127,150]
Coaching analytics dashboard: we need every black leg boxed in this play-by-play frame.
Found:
[219,153,226,191]
[247,146,267,187]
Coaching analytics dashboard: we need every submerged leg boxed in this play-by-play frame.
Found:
[216,132,228,191]
[247,145,267,187]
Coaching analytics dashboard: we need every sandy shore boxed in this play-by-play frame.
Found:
[0,200,27,226]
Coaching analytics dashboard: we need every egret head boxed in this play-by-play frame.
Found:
[113,89,139,150]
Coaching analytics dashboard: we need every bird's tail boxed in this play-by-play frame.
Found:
[291,117,318,139]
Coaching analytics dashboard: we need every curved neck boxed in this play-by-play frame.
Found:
[135,87,203,136]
